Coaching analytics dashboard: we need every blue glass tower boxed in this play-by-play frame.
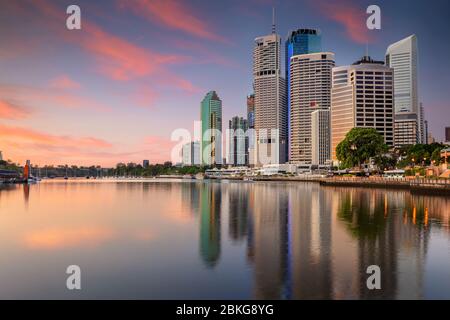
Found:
[285,29,322,160]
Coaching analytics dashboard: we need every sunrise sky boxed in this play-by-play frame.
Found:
[1,0,449,167]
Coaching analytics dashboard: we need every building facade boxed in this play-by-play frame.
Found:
[200,91,222,165]
[228,116,249,166]
[247,94,255,129]
[386,35,420,145]
[182,141,201,166]
[311,109,331,165]
[285,29,322,159]
[446,127,450,143]
[394,112,419,147]
[331,56,394,162]
[289,52,334,164]
[253,33,287,165]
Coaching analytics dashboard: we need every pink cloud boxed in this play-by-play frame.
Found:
[49,75,81,90]
[0,100,29,119]
[310,0,374,44]
[118,0,230,44]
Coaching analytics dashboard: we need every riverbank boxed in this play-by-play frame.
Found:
[207,175,450,196]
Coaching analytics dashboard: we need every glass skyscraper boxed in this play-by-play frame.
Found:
[285,29,322,160]
[201,91,222,165]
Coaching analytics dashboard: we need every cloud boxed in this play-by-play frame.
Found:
[310,0,374,44]
[0,100,29,119]
[49,75,81,90]
[118,0,230,44]
[24,227,115,250]
[0,124,113,149]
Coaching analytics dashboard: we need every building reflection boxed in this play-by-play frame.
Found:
[194,180,447,299]
[199,182,222,268]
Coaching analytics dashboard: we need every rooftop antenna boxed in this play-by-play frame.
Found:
[365,42,369,58]
[272,7,276,34]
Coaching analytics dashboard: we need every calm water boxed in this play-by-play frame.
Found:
[0,179,449,299]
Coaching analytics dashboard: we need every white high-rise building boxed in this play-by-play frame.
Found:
[331,56,394,162]
[311,109,331,165]
[253,30,287,165]
[289,52,334,164]
[182,141,200,166]
[386,35,420,145]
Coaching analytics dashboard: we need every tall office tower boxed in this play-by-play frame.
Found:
[290,52,334,164]
[311,109,331,165]
[247,94,255,129]
[253,23,287,165]
[228,116,249,166]
[386,35,419,144]
[423,120,429,144]
[182,141,201,166]
[331,56,394,162]
[200,91,222,165]
[285,29,322,160]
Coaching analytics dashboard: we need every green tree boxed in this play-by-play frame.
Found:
[336,128,388,169]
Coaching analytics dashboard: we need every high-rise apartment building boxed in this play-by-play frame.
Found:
[311,109,331,165]
[386,35,420,145]
[200,91,222,165]
[285,28,322,159]
[289,52,334,164]
[182,141,201,166]
[253,30,287,165]
[331,56,394,162]
[228,116,249,166]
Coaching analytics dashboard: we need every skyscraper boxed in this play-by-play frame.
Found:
[182,141,201,166]
[419,103,426,144]
[200,91,222,165]
[285,29,322,160]
[228,116,249,166]
[253,22,287,165]
[289,52,334,164]
[331,56,394,162]
[311,109,331,165]
[386,35,420,145]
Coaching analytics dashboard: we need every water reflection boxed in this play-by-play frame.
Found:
[0,181,449,299]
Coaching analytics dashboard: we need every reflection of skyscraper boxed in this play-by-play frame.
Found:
[289,184,332,299]
[227,183,250,242]
[199,183,221,267]
[249,183,288,299]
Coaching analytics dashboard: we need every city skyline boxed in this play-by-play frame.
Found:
[1,0,449,166]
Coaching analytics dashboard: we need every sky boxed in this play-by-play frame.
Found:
[0,0,449,167]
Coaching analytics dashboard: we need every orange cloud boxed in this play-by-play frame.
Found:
[0,100,28,119]
[0,124,112,149]
[311,0,374,44]
[119,0,230,44]
[49,75,81,90]
[24,227,115,250]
